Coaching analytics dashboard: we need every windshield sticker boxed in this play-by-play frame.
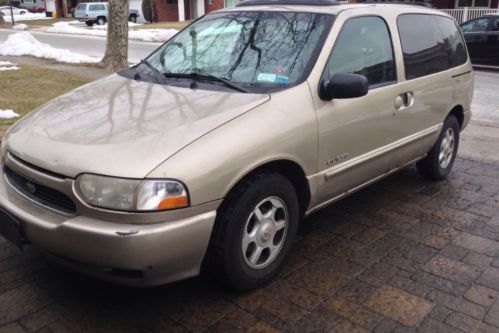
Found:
[257,73,277,83]
[276,75,289,85]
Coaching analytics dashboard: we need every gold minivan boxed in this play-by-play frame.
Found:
[0,1,472,289]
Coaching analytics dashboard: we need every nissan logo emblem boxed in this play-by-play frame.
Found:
[26,182,36,194]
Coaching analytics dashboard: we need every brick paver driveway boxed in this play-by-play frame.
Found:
[0,155,498,333]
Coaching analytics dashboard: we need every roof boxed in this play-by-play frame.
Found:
[237,0,339,7]
[219,3,444,16]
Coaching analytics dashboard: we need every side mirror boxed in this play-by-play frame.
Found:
[319,73,369,100]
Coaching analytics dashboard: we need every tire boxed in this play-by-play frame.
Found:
[417,115,460,181]
[96,17,105,25]
[85,21,94,27]
[204,172,299,290]
[129,14,137,23]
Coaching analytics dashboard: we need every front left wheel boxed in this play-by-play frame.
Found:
[204,172,299,290]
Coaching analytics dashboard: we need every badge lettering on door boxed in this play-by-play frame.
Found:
[327,153,349,166]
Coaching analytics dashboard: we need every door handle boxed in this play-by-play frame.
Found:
[394,92,414,111]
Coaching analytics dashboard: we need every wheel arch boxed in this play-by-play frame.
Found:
[448,104,464,130]
[222,159,311,219]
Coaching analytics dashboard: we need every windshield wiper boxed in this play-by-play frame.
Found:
[136,59,164,83]
[163,72,250,93]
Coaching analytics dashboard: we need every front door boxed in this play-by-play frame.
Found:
[312,14,402,205]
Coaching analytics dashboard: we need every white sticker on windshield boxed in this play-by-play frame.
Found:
[257,73,277,83]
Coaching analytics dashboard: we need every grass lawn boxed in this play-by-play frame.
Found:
[22,18,73,27]
[133,20,190,31]
[0,64,90,136]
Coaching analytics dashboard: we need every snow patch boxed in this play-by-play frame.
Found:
[0,66,20,71]
[0,32,100,64]
[0,61,19,71]
[47,21,177,42]
[13,23,28,30]
[129,29,177,42]
[7,13,51,22]
[0,110,20,119]
[92,22,142,30]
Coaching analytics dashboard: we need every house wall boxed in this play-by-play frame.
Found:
[154,0,222,22]
[204,0,224,13]
[155,1,180,21]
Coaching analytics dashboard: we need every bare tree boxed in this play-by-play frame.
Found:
[0,14,5,26]
[100,0,129,71]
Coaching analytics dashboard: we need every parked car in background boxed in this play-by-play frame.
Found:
[19,0,45,12]
[74,2,140,26]
[0,2,473,289]
[0,5,28,16]
[461,15,499,66]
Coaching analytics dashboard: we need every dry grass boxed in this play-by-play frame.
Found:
[23,17,74,27]
[0,64,90,136]
[133,20,190,31]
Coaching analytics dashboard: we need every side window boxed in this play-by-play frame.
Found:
[491,17,499,31]
[435,16,467,68]
[397,14,449,80]
[325,16,396,87]
[461,18,490,32]
[89,4,98,11]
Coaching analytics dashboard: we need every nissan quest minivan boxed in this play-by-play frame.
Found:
[0,0,472,289]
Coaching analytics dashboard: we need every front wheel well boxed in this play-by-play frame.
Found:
[227,160,311,219]
[448,105,464,130]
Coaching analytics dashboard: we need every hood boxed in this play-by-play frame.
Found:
[6,74,270,178]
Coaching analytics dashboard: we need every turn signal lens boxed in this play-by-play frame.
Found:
[158,196,189,210]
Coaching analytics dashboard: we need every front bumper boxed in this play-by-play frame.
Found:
[0,155,218,286]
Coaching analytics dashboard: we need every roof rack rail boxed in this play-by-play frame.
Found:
[236,0,340,7]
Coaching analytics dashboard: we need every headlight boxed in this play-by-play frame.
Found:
[75,174,189,211]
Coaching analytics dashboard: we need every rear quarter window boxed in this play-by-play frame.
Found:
[397,14,467,80]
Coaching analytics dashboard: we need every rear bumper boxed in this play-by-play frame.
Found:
[0,167,217,286]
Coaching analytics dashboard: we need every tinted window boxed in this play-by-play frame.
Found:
[435,16,467,68]
[325,16,396,87]
[89,4,105,11]
[398,14,462,80]
[490,17,499,31]
[461,18,490,32]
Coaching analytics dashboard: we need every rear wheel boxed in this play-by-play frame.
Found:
[129,14,137,23]
[204,172,299,290]
[417,115,460,181]
[96,17,105,25]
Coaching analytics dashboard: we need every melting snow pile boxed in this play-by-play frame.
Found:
[0,32,100,64]
[7,13,51,22]
[129,29,177,42]
[47,21,177,42]
[0,110,20,119]
[0,61,20,71]
[13,23,28,30]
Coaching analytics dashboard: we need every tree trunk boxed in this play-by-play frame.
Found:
[0,14,5,26]
[99,0,129,71]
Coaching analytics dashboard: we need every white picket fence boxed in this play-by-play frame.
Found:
[440,8,499,24]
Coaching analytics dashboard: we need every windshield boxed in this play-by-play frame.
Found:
[135,11,332,92]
